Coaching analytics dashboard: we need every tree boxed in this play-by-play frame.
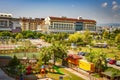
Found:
[26,33,34,38]
[86,51,107,73]
[39,42,68,66]
[8,55,20,67]
[68,33,78,43]
[15,33,23,40]
[102,30,109,39]
[39,47,51,65]
[83,30,92,44]
[68,32,83,43]
[115,33,120,44]
[0,31,12,37]
[49,42,68,65]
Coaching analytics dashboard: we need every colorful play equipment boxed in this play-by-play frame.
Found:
[40,65,46,77]
[26,65,32,75]
[66,54,95,72]
[53,66,64,75]
[66,54,82,65]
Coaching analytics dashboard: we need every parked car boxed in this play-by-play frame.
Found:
[94,43,108,48]
[77,52,88,56]
[106,58,111,63]
[108,59,116,65]
[115,61,120,66]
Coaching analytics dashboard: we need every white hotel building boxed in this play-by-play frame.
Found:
[43,16,96,33]
[0,13,21,32]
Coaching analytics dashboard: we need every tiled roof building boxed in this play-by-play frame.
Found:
[19,17,44,31]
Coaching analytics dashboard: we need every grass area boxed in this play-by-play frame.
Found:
[47,67,84,80]
[92,73,101,78]
[79,46,120,59]
[1,46,120,59]
[0,52,40,59]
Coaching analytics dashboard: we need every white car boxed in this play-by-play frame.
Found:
[116,61,120,66]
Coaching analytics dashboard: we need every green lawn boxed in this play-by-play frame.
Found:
[79,46,120,59]
[0,52,40,59]
[47,67,84,80]
[1,46,120,59]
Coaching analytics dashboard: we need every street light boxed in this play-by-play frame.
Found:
[21,39,27,58]
[23,39,27,57]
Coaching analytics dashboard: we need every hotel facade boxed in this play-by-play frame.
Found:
[43,16,96,33]
[0,13,21,33]
[0,13,96,33]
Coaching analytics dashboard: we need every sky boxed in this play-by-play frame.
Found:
[0,0,120,24]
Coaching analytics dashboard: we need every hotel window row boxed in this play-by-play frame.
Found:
[49,22,74,30]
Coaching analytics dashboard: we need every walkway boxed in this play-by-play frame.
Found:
[64,67,90,80]
[108,64,120,70]
[0,68,15,80]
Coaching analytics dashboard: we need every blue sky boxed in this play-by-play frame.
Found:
[0,0,120,24]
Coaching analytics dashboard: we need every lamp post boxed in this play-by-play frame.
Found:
[109,26,112,39]
[22,39,26,58]
[24,39,27,57]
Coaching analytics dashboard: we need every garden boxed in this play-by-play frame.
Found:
[1,30,120,79]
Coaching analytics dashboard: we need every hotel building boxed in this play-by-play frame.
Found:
[0,13,96,33]
[43,16,96,33]
[0,13,21,33]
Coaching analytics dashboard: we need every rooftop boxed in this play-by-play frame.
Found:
[49,16,96,23]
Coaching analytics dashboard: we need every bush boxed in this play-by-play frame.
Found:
[117,45,120,50]
[76,42,86,46]
[8,55,20,67]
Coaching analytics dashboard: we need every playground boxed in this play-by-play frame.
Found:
[36,65,83,80]
[1,55,83,80]
[31,63,83,80]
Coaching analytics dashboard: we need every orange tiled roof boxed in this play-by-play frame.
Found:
[49,16,96,23]
[68,54,82,59]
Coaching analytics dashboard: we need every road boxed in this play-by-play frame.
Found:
[107,64,120,70]
[0,68,15,80]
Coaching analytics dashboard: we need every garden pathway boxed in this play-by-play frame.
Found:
[0,68,15,80]
[64,67,90,80]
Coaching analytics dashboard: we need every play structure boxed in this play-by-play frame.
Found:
[26,65,32,75]
[53,66,64,75]
[40,65,46,77]
[67,54,82,66]
[79,60,94,72]
[66,54,95,72]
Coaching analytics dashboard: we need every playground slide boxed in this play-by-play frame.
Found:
[53,66,64,75]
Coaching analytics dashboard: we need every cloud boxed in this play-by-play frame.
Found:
[112,1,117,5]
[112,1,120,11]
[102,2,108,8]
[112,4,119,10]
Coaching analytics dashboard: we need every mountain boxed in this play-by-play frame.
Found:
[97,23,120,27]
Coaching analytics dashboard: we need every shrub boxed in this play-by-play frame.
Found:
[117,45,120,50]
[8,55,20,67]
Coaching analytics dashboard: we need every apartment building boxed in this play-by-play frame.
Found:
[19,17,44,31]
[43,16,96,33]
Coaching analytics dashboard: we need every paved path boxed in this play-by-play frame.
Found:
[108,64,120,70]
[0,68,15,80]
[64,68,90,80]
